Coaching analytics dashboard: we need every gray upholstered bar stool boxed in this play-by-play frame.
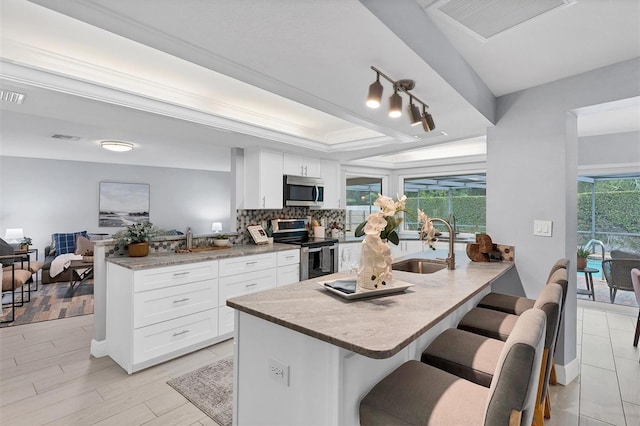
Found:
[476,258,569,315]
[421,283,563,426]
[359,309,546,426]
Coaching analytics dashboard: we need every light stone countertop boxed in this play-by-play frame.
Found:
[105,243,298,270]
[227,251,514,359]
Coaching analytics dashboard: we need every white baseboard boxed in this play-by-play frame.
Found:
[554,357,580,385]
[90,339,108,358]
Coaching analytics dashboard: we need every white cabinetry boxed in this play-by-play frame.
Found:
[276,249,300,286]
[320,159,341,209]
[338,242,363,272]
[218,252,278,335]
[245,149,283,209]
[283,153,320,178]
[106,261,219,374]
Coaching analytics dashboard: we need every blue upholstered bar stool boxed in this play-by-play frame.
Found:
[359,309,546,426]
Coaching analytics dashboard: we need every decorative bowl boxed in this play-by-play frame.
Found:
[213,239,230,247]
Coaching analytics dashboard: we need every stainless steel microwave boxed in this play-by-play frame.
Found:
[283,175,324,207]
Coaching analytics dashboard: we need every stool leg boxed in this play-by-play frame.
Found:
[633,311,639,347]
[544,392,551,419]
[550,360,558,385]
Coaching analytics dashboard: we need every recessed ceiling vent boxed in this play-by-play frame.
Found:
[0,90,26,104]
[50,134,82,141]
[428,0,574,40]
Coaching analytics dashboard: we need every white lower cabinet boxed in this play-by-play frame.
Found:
[106,260,220,374]
[276,249,300,286]
[391,240,428,259]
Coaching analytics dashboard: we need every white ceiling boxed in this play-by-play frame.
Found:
[1,0,638,171]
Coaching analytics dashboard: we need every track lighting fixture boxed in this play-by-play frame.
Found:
[366,66,435,130]
[367,73,383,108]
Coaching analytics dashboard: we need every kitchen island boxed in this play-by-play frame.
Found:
[227,251,514,425]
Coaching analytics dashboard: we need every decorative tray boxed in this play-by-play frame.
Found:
[318,278,414,300]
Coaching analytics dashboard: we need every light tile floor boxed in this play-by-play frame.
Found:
[0,300,638,425]
[547,299,639,426]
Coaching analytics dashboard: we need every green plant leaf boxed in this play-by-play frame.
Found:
[387,230,400,245]
[355,221,366,237]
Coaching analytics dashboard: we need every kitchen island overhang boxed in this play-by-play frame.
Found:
[228,251,515,425]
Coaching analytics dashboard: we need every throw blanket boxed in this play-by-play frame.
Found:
[50,253,82,278]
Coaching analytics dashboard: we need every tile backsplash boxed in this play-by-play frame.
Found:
[236,208,346,244]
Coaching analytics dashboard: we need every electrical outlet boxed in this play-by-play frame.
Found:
[268,358,289,386]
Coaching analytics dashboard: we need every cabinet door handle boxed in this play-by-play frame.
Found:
[172,298,190,304]
[172,329,190,337]
[245,283,258,288]
[304,165,308,176]
[285,255,295,259]
[173,271,190,277]
[245,261,258,265]
[262,196,266,208]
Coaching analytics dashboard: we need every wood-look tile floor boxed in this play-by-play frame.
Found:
[1,301,637,425]
[0,314,232,425]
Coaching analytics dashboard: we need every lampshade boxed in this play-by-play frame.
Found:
[211,222,223,233]
[4,228,24,243]
[408,102,422,126]
[366,78,383,108]
[389,91,402,118]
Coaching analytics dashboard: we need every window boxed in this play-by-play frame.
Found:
[345,177,382,233]
[402,174,486,234]
[578,174,640,251]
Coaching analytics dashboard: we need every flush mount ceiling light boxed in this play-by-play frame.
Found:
[100,140,134,152]
[366,66,435,130]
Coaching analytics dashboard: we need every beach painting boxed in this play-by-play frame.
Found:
[99,182,150,227]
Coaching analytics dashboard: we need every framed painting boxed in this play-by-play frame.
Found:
[99,182,150,227]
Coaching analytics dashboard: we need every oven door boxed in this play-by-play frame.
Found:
[301,244,337,280]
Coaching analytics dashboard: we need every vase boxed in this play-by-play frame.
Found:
[357,234,393,291]
[577,257,587,270]
[128,242,149,257]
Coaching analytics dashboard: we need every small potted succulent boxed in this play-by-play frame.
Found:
[19,237,32,251]
[577,246,590,270]
[213,233,231,247]
[113,221,158,257]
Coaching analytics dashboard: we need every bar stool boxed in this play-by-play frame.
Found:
[359,309,546,426]
[422,283,563,426]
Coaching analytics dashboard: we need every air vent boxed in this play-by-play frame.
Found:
[0,90,26,104]
[430,0,574,40]
[51,134,82,141]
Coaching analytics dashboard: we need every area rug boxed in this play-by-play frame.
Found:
[167,356,233,426]
[0,280,94,327]
[577,275,638,307]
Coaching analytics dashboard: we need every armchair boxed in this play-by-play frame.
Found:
[602,250,640,303]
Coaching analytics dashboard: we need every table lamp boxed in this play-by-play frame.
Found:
[4,228,24,246]
[211,222,223,234]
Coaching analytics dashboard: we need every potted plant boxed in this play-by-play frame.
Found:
[577,247,590,270]
[113,222,157,257]
[213,233,230,247]
[19,237,32,251]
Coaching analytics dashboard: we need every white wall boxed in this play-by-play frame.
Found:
[578,131,640,174]
[0,156,231,254]
[487,58,640,380]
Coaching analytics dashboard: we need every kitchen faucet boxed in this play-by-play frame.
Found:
[429,218,456,270]
[448,213,458,237]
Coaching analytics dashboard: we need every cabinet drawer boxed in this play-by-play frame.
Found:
[218,305,235,336]
[133,309,217,364]
[219,268,277,304]
[133,279,218,328]
[133,261,218,293]
[277,249,300,266]
[277,264,300,287]
[219,253,277,277]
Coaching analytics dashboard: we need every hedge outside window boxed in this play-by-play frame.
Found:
[402,174,486,235]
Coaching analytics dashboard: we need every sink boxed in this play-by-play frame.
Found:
[392,258,447,274]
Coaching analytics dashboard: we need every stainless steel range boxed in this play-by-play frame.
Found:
[271,218,339,280]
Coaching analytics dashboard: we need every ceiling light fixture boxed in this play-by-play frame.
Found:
[366,66,435,130]
[100,140,134,152]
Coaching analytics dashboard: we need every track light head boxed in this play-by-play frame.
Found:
[389,91,402,118]
[408,98,422,126]
[421,107,436,132]
[366,75,383,108]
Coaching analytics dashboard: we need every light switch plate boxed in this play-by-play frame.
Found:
[533,220,553,237]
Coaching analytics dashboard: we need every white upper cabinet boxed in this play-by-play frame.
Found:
[320,159,341,209]
[283,153,321,178]
[245,149,283,209]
